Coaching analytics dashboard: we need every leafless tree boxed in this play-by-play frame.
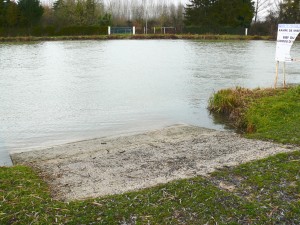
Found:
[101,0,184,29]
[254,0,271,22]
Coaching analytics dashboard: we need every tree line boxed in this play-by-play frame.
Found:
[0,0,185,36]
[0,0,300,36]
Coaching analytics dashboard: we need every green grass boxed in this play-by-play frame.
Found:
[211,151,300,224]
[208,86,300,144]
[245,87,300,144]
[1,151,300,224]
[0,166,260,224]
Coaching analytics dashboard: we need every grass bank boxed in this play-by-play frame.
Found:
[1,150,300,224]
[208,86,300,145]
[0,34,273,42]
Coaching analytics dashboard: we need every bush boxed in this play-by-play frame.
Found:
[0,26,108,37]
[248,22,271,36]
[56,26,107,36]
[184,26,246,35]
[32,26,56,36]
[0,27,30,36]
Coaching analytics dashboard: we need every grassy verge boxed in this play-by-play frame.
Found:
[208,86,300,145]
[0,34,273,42]
[210,151,300,224]
[1,86,299,224]
[1,151,299,224]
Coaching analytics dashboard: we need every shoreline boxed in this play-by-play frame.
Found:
[0,34,273,42]
[11,124,296,201]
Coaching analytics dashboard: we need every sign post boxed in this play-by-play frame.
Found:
[275,24,300,88]
[275,61,279,88]
[283,62,286,87]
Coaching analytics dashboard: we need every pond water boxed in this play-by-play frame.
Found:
[1,40,300,165]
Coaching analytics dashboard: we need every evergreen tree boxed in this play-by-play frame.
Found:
[184,0,216,26]
[6,1,19,27]
[86,0,96,25]
[184,0,254,28]
[0,0,6,27]
[18,0,44,27]
[218,0,254,27]
[279,0,300,23]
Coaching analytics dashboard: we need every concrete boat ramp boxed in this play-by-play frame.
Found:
[11,125,295,201]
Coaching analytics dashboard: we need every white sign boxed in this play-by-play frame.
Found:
[275,24,300,62]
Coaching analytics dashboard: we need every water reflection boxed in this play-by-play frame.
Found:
[1,40,300,165]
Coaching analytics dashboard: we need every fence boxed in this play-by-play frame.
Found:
[109,27,133,35]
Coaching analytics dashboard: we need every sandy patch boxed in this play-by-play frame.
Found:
[11,125,296,201]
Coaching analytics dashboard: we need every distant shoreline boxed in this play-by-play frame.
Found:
[0,34,273,42]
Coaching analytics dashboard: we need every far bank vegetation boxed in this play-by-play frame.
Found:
[1,0,299,37]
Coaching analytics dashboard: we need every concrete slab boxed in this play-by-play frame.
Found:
[11,125,296,201]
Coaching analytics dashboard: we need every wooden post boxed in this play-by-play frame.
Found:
[283,62,286,88]
[274,61,279,89]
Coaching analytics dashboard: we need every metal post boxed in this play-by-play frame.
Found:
[108,26,111,35]
[133,26,135,35]
[283,62,286,87]
[274,61,279,89]
[245,28,248,36]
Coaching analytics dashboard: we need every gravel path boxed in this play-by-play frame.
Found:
[11,125,296,201]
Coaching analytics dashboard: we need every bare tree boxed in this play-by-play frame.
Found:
[254,0,271,22]
[101,0,184,29]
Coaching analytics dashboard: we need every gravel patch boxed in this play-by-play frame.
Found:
[10,125,295,201]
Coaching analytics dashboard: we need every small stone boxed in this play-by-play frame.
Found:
[219,182,236,192]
